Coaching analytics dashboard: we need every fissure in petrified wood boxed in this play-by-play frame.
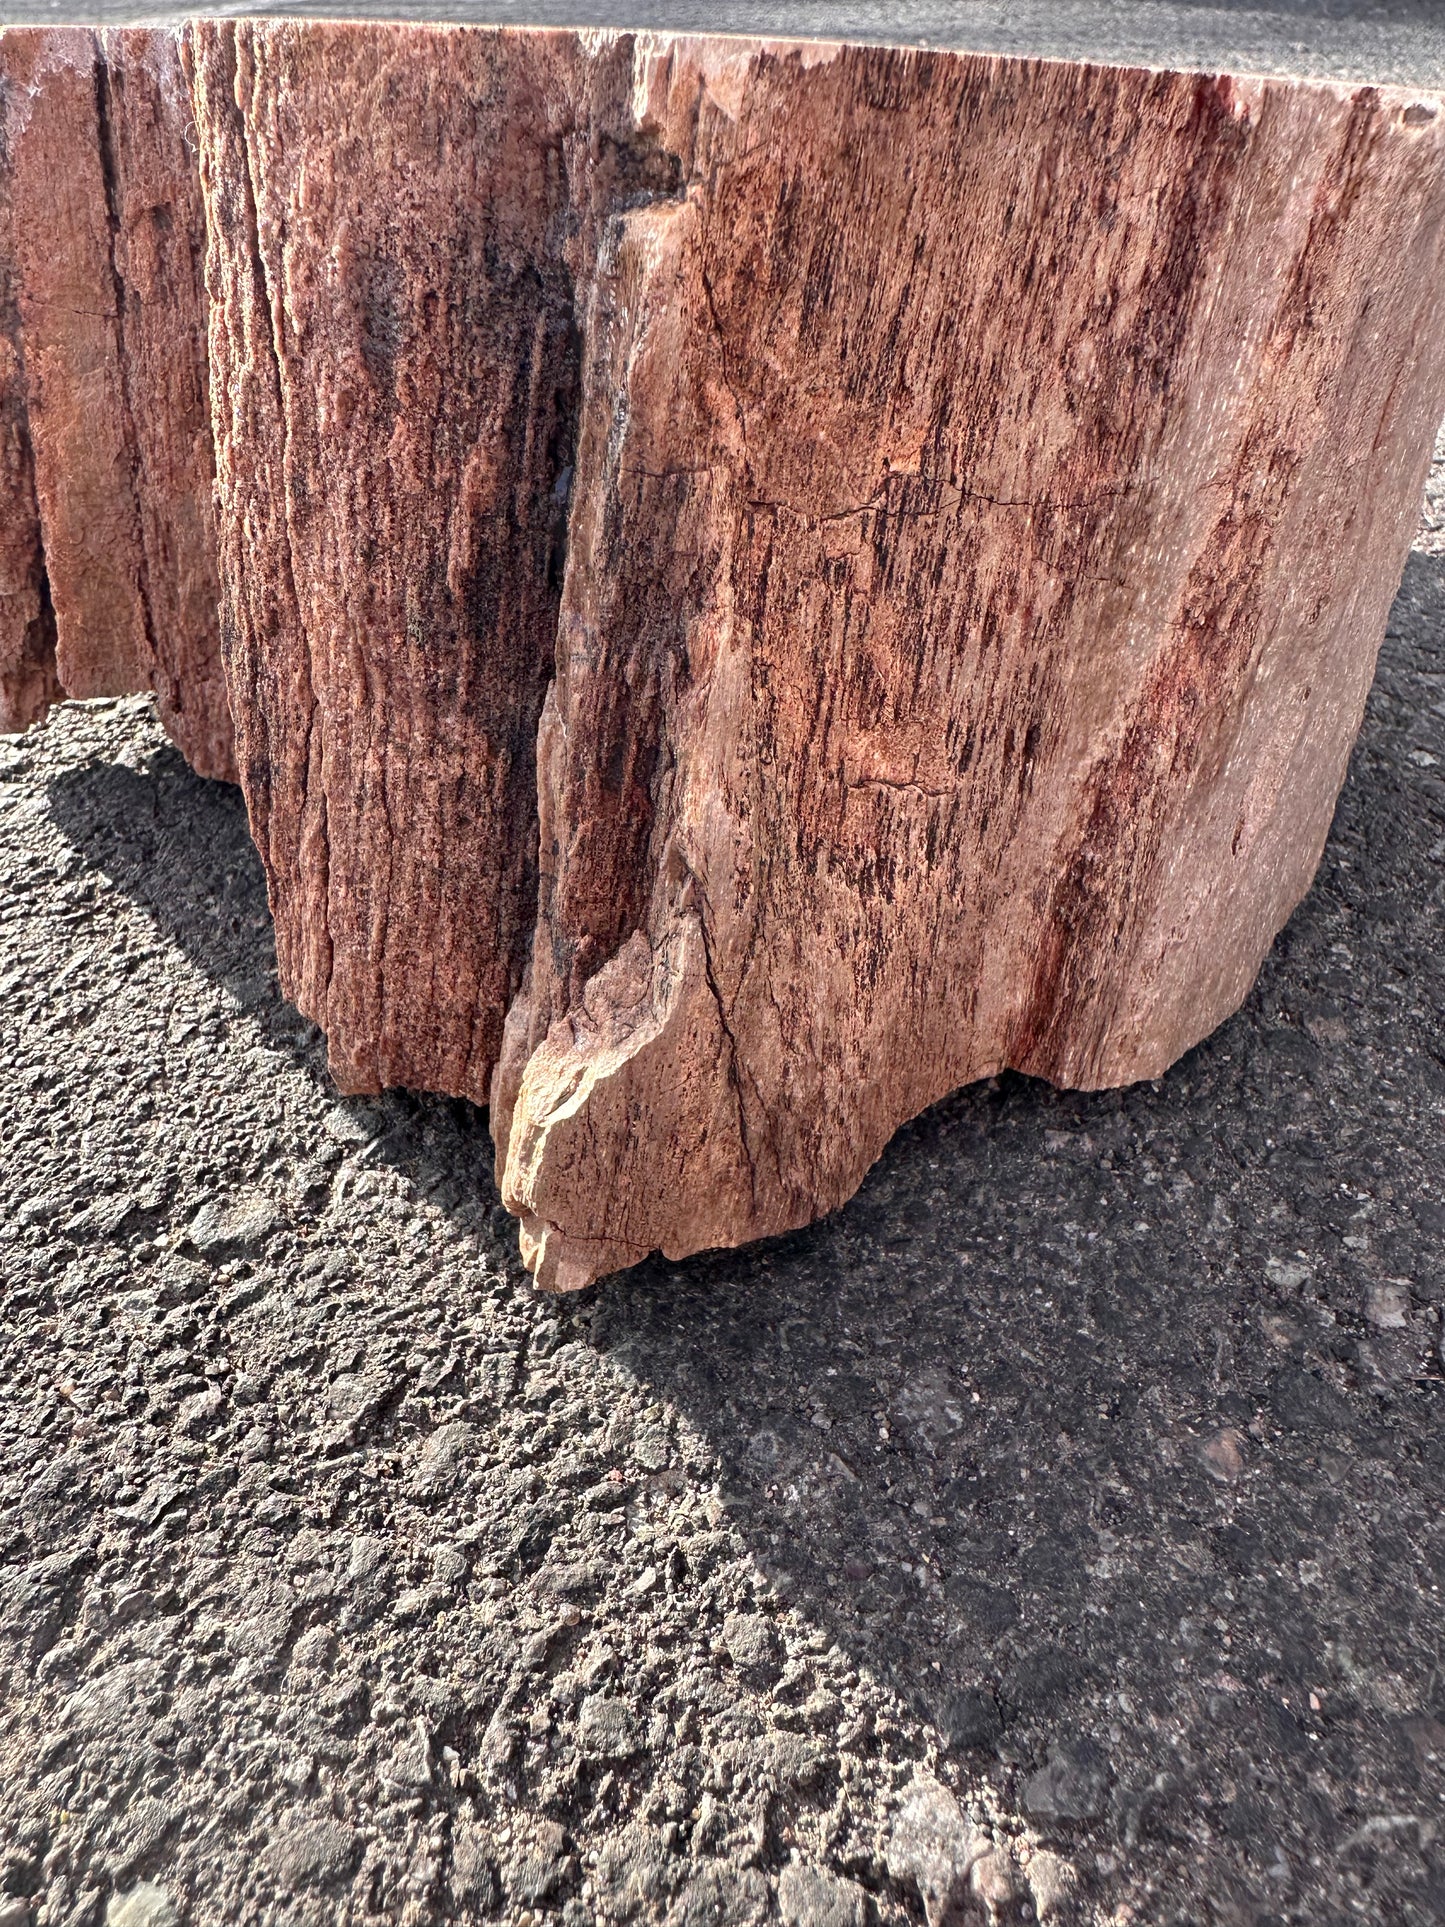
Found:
[187,22,687,1105]
[3,22,1443,1289]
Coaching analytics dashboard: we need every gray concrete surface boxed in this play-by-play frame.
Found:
[4,0,1445,88]
[2,8,1445,1925]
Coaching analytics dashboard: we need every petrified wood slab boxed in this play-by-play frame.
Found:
[3,21,1444,1287]
[0,28,232,778]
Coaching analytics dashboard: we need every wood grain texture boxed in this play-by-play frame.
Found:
[0,26,232,775]
[192,22,590,1100]
[0,37,58,735]
[101,27,233,781]
[5,22,1444,1286]
[190,22,700,1101]
[491,38,1445,1285]
[2,28,152,703]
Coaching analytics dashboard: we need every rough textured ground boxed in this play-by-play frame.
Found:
[7,3,1445,91]
[1,434,1443,1926]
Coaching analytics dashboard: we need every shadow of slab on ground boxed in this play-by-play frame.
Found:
[36,549,1445,1923]
[44,740,511,1243]
[583,562,1445,1903]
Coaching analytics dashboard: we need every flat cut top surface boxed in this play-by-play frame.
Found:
[4,0,1445,88]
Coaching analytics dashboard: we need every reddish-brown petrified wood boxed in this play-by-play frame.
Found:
[496,40,1445,1286]
[0,36,56,737]
[187,23,663,1102]
[0,27,232,776]
[4,22,1443,1286]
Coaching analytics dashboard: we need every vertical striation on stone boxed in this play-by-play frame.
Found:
[101,28,233,781]
[0,35,58,735]
[495,41,1445,1287]
[192,22,586,1101]
[2,27,152,702]
[189,21,684,1103]
[0,25,232,776]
